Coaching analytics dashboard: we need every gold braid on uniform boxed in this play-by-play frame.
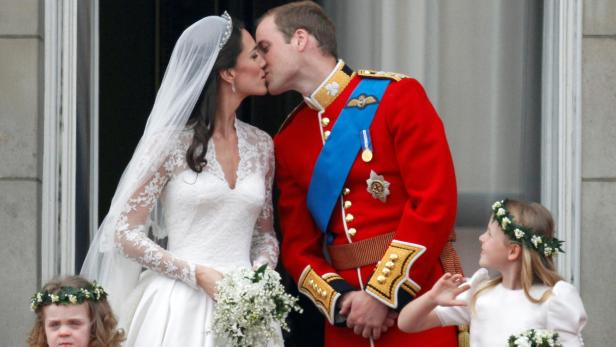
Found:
[437,230,468,347]
[364,240,426,309]
[298,266,353,325]
[440,230,464,276]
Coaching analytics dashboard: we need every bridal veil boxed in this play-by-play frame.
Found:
[81,13,233,312]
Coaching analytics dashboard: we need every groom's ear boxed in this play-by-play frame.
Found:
[292,28,309,52]
[219,68,235,84]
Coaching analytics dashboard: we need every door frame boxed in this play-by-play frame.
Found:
[541,0,582,288]
[42,0,99,280]
[41,0,583,287]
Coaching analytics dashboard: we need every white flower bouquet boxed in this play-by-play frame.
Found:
[212,265,302,347]
[508,329,562,347]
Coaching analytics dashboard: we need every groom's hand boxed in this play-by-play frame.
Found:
[340,291,392,340]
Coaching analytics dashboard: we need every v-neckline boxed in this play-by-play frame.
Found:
[210,120,242,190]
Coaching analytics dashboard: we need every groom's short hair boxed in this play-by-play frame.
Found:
[261,1,337,58]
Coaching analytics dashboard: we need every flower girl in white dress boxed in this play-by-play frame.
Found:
[397,199,587,346]
[81,13,282,346]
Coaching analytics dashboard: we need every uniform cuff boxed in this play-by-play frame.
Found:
[365,240,426,309]
[298,266,354,325]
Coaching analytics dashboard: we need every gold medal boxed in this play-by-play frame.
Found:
[361,149,373,162]
[360,130,374,163]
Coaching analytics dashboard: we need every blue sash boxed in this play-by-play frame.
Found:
[306,78,390,242]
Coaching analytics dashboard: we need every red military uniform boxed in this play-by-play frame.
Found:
[275,60,458,347]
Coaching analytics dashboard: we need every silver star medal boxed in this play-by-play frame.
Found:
[366,170,390,202]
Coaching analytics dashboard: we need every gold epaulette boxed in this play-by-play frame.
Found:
[298,266,342,325]
[357,69,410,82]
[365,240,426,308]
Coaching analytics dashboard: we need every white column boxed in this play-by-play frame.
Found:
[42,0,78,280]
[541,0,582,288]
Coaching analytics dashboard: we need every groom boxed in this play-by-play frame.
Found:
[257,2,459,346]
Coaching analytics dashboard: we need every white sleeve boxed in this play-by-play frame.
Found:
[547,281,587,347]
[249,133,279,268]
[434,304,470,326]
[434,268,490,326]
[114,141,198,288]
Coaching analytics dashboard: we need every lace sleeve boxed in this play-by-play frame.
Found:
[114,141,198,288]
[250,135,279,268]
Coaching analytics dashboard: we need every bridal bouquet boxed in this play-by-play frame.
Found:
[212,265,302,347]
[508,329,562,347]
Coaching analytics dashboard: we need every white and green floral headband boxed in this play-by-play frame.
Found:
[30,282,107,311]
[491,199,564,257]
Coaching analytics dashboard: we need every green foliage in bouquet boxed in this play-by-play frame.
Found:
[213,265,302,347]
[508,328,562,347]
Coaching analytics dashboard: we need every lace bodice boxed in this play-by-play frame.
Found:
[114,119,278,289]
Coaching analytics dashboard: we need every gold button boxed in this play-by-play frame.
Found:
[343,188,350,196]
[348,228,357,237]
[321,290,328,298]
[321,117,330,127]
[323,130,331,140]
[377,275,386,284]
[389,253,399,261]
[308,279,314,285]
[382,268,391,276]
[345,214,354,223]
[385,261,395,269]
[344,200,352,209]
[312,283,318,290]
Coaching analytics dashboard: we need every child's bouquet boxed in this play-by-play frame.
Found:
[212,265,302,347]
[508,329,562,347]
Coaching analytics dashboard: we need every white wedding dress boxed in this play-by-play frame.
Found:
[114,119,281,346]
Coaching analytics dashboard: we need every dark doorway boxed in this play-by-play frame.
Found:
[96,1,321,346]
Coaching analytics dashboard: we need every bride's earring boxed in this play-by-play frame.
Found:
[231,81,236,94]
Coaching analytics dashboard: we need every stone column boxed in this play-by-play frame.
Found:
[0,0,43,344]
[581,1,616,345]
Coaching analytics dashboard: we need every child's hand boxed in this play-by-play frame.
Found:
[428,273,470,307]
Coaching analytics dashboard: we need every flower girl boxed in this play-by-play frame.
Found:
[27,275,124,347]
[397,199,587,346]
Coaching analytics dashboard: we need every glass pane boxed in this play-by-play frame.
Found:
[324,0,543,274]
[76,0,95,270]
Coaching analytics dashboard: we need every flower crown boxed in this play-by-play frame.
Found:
[30,282,107,311]
[491,200,564,257]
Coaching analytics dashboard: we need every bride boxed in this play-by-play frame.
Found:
[81,13,280,346]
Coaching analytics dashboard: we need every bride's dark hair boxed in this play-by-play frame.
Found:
[186,17,244,173]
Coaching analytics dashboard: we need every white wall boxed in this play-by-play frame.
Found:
[0,0,42,345]
[580,0,616,345]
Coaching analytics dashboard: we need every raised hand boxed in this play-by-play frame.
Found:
[428,273,470,307]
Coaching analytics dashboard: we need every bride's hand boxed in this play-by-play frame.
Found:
[195,265,224,299]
